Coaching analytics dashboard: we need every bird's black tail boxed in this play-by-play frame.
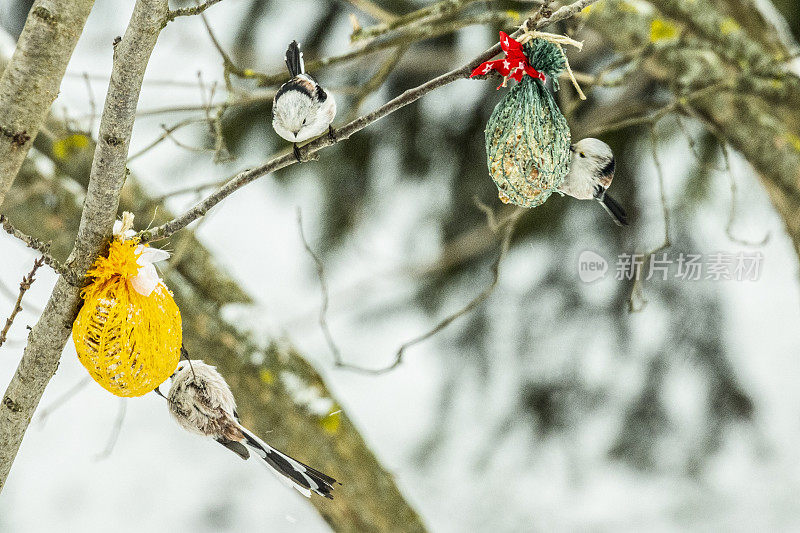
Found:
[285,40,305,77]
[598,192,629,226]
[241,427,337,499]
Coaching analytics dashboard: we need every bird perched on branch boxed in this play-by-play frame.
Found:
[558,138,628,226]
[157,358,338,499]
[272,40,337,162]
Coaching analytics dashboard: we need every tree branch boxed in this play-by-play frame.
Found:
[0,214,71,281]
[337,208,524,375]
[140,0,600,243]
[0,0,95,208]
[0,0,169,492]
[0,258,44,349]
[167,0,223,21]
[350,0,485,42]
[343,0,397,24]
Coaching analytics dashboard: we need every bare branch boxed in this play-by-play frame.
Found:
[296,208,344,366]
[167,0,223,22]
[93,399,127,461]
[348,45,410,119]
[721,143,770,247]
[0,214,72,282]
[36,376,93,425]
[127,118,207,162]
[141,0,600,243]
[339,208,525,375]
[215,8,522,87]
[629,126,672,313]
[351,0,485,42]
[343,0,396,23]
[0,258,44,349]
[198,12,242,91]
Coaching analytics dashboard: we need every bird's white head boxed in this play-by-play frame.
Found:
[171,359,212,382]
[272,77,336,143]
[560,137,616,200]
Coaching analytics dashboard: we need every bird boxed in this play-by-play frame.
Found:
[558,138,629,226]
[157,358,338,499]
[272,40,337,162]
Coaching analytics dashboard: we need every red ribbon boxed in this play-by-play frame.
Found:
[470,32,545,89]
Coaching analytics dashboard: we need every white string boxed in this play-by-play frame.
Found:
[518,22,587,100]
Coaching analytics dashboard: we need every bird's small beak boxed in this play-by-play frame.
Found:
[569,145,575,152]
[153,385,166,399]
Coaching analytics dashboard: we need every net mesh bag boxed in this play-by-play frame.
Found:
[72,239,182,397]
[485,39,571,207]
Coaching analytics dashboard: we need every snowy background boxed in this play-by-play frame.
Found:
[2,0,800,531]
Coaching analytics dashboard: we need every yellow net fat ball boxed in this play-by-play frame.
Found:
[72,237,182,397]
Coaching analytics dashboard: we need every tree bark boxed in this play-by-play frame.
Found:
[0,0,95,208]
[0,0,169,492]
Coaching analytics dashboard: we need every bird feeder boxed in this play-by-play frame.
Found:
[474,34,576,207]
[72,218,181,397]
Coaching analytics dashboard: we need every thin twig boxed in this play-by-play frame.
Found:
[82,72,97,133]
[198,12,242,91]
[351,0,486,42]
[343,0,396,23]
[127,118,207,162]
[0,258,44,349]
[140,0,600,243]
[131,90,276,118]
[296,208,344,366]
[337,208,525,375]
[587,81,731,137]
[167,0,223,21]
[349,45,410,119]
[150,180,222,202]
[721,143,770,246]
[629,126,672,312]
[206,6,523,87]
[0,215,72,282]
[160,123,216,154]
[36,375,93,425]
[94,399,127,461]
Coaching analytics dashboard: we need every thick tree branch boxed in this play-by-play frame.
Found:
[0,0,95,208]
[141,0,600,242]
[0,0,169,492]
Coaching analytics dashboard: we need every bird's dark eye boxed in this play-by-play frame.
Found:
[302,118,307,126]
[579,152,586,158]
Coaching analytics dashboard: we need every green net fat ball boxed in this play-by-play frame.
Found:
[473,35,572,207]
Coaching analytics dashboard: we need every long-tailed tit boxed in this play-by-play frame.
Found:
[272,40,337,162]
[558,138,629,226]
[160,359,337,499]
